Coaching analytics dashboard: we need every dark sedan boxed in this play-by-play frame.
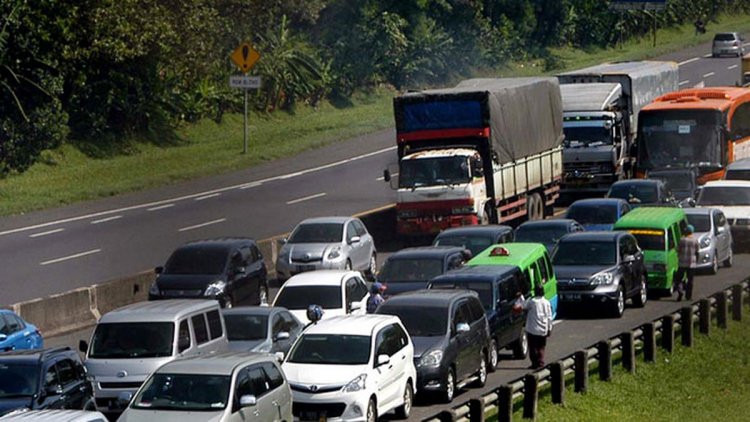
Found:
[552,231,648,317]
[514,219,584,253]
[606,179,676,207]
[432,225,514,257]
[565,198,631,231]
[377,247,469,296]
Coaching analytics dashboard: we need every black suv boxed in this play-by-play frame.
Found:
[376,289,491,403]
[553,231,648,318]
[429,265,530,370]
[376,247,469,297]
[0,347,93,416]
[149,238,269,308]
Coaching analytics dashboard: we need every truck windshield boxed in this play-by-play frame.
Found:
[399,156,470,189]
[563,126,612,147]
[638,109,723,170]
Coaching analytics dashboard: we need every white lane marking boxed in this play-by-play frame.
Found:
[679,80,691,86]
[148,204,174,212]
[40,249,101,266]
[678,57,699,66]
[376,172,399,181]
[703,53,713,58]
[729,64,739,70]
[239,182,263,190]
[0,146,397,238]
[90,216,122,225]
[178,218,226,232]
[287,193,327,205]
[29,228,64,238]
[703,72,715,78]
[195,193,220,201]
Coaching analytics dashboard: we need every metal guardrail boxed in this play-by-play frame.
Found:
[423,280,749,422]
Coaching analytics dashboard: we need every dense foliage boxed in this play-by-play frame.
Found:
[1,0,749,174]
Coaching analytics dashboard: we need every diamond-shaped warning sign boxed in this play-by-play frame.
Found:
[231,42,260,73]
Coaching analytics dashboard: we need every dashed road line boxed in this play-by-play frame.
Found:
[148,204,174,212]
[678,57,700,66]
[29,228,64,238]
[91,216,122,224]
[287,193,327,205]
[729,64,739,70]
[195,193,220,201]
[703,72,715,78]
[679,80,691,86]
[40,249,101,266]
[703,53,713,58]
[178,218,227,232]
[239,182,263,190]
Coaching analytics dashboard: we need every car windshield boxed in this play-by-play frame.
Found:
[434,235,493,257]
[377,305,447,337]
[164,247,227,275]
[686,214,711,233]
[0,363,38,398]
[399,156,471,189]
[697,186,750,206]
[274,286,342,310]
[563,125,612,147]
[288,334,370,365]
[626,229,666,251]
[566,204,618,225]
[378,258,444,282]
[132,374,231,411]
[553,241,617,266]
[725,169,750,181]
[430,282,494,311]
[515,225,568,244]
[224,314,268,341]
[608,183,658,204]
[89,322,174,359]
[288,223,343,243]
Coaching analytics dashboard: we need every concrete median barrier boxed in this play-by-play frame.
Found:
[16,287,97,337]
[92,271,153,316]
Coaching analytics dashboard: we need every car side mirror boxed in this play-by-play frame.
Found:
[154,266,163,274]
[117,391,133,406]
[376,354,390,367]
[348,236,361,244]
[717,226,726,234]
[383,169,391,182]
[275,331,290,342]
[78,340,88,353]
[623,254,636,263]
[349,302,362,312]
[240,395,257,407]
[279,238,288,245]
[456,322,470,334]
[45,385,63,396]
[274,352,285,362]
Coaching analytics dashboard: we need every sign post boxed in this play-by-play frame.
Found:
[610,1,667,48]
[230,42,261,154]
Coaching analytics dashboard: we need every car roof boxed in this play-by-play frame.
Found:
[703,180,750,188]
[0,347,74,363]
[99,299,220,323]
[611,179,661,187]
[431,264,518,283]
[282,270,358,287]
[387,246,466,260]
[726,158,750,170]
[180,238,256,250]
[613,206,685,229]
[435,225,513,237]
[380,289,477,307]
[682,207,715,216]
[156,351,276,376]
[517,219,577,229]
[468,243,547,268]
[302,315,400,336]
[569,198,627,208]
[559,231,624,242]
[221,306,287,317]
[297,216,352,225]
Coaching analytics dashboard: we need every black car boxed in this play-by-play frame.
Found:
[648,168,699,202]
[432,225,515,257]
[376,247,469,296]
[0,347,93,416]
[514,219,584,254]
[552,231,648,317]
[606,179,676,207]
[149,238,269,308]
[376,289,491,403]
[428,265,530,370]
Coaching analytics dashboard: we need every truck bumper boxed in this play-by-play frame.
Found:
[397,215,479,235]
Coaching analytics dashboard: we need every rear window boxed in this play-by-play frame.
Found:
[714,33,737,41]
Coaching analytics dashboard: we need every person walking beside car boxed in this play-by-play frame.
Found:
[366,282,387,313]
[676,224,699,301]
[513,284,553,369]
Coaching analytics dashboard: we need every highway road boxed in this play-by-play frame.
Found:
[1,38,748,307]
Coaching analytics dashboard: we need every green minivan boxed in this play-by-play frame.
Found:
[467,243,558,319]
[613,207,689,296]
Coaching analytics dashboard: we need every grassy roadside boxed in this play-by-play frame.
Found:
[2,13,750,216]
[494,315,750,422]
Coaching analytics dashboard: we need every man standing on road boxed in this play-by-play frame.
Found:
[676,224,699,301]
[513,284,553,369]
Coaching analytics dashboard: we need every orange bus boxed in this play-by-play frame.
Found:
[635,87,750,183]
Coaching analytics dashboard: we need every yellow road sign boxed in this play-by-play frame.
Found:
[231,42,260,73]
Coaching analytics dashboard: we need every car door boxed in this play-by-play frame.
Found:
[228,364,274,422]
[345,221,364,270]
[55,358,86,409]
[345,276,369,314]
[714,210,731,261]
[353,219,375,263]
[39,362,65,409]
[0,314,20,351]
[270,313,291,353]
[261,362,292,422]
[618,236,634,294]
[249,244,268,301]
[452,300,475,381]
[495,275,518,347]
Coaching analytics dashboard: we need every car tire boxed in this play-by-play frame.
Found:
[366,254,377,280]
[710,251,719,275]
[611,286,625,318]
[488,339,498,372]
[258,283,269,306]
[472,351,488,387]
[633,273,648,308]
[366,397,377,422]
[725,248,734,267]
[221,295,234,309]
[395,381,413,419]
[512,330,529,359]
[442,368,456,403]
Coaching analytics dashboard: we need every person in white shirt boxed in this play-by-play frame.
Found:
[513,284,553,369]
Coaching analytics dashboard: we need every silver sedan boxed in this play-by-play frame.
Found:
[684,207,733,274]
[275,216,377,281]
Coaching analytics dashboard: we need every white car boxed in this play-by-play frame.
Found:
[696,180,750,249]
[282,315,416,422]
[271,270,369,323]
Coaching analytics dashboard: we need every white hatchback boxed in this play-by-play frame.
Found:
[282,315,416,422]
[697,180,750,249]
[272,270,369,323]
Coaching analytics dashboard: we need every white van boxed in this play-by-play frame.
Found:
[79,299,229,415]
[724,158,750,181]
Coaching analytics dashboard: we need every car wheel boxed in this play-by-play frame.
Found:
[366,254,377,280]
[513,330,529,359]
[222,295,233,309]
[633,274,648,308]
[612,286,625,318]
[473,351,488,387]
[395,382,413,419]
[366,397,377,422]
[710,251,719,275]
[442,368,456,403]
[258,283,269,306]
[488,339,498,372]
[725,248,734,267]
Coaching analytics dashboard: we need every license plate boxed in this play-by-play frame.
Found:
[300,412,326,422]
[563,293,582,301]
[296,265,316,272]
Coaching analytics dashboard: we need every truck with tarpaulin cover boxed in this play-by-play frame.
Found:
[383,78,564,236]
[556,61,679,193]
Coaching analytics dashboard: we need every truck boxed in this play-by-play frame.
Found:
[383,78,564,236]
[556,61,679,194]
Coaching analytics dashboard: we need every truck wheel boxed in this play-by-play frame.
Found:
[527,193,543,221]
[481,204,491,225]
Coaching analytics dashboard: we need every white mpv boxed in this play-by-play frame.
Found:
[282,315,416,422]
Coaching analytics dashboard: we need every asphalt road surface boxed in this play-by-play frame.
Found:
[0,39,746,306]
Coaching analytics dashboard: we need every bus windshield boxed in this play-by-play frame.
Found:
[638,109,723,170]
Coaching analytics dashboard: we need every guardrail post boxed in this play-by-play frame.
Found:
[717,291,728,329]
[681,306,694,347]
[523,374,538,420]
[598,340,612,381]
[574,350,588,393]
[550,361,565,405]
[662,315,675,353]
[643,322,656,362]
[621,331,635,373]
[732,284,743,321]
[469,398,485,422]
[438,410,457,422]
[496,385,513,422]
[699,299,711,335]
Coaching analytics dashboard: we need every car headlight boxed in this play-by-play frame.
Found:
[590,272,614,285]
[204,280,226,296]
[149,283,160,295]
[418,350,443,368]
[327,247,342,260]
[699,235,711,249]
[342,374,367,393]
